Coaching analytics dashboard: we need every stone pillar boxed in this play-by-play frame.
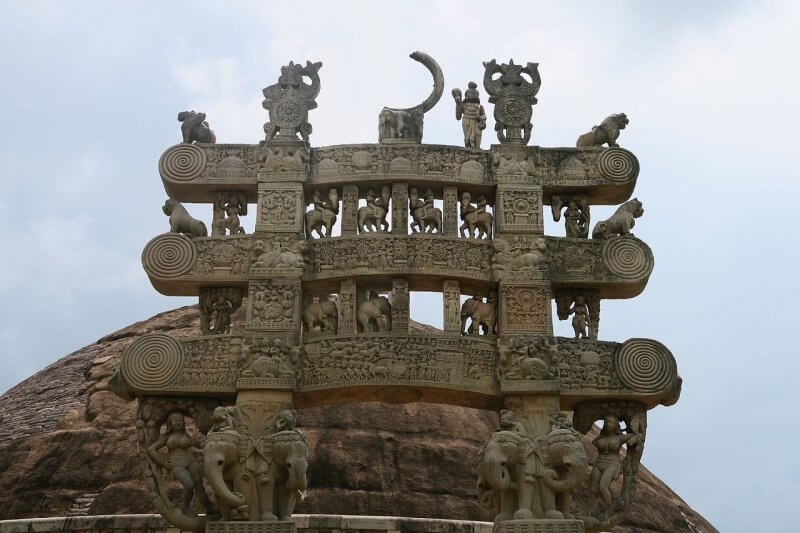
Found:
[341,184,359,237]
[498,281,552,335]
[495,184,543,234]
[338,278,357,334]
[255,182,305,235]
[391,278,410,332]
[442,279,461,333]
[391,182,408,234]
[443,185,459,236]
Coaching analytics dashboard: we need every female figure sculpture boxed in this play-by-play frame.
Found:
[148,412,215,514]
[587,414,639,517]
[569,296,590,338]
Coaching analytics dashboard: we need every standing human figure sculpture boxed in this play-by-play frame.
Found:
[587,414,639,518]
[452,81,487,148]
[147,412,215,515]
[569,296,590,338]
[563,199,585,238]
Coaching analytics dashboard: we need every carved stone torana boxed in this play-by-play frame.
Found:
[257,183,304,234]
[378,51,444,144]
[262,60,322,142]
[200,287,245,335]
[120,54,680,533]
[576,113,629,148]
[442,279,461,333]
[452,81,487,148]
[496,186,543,234]
[483,59,541,144]
[212,192,248,236]
[178,110,216,144]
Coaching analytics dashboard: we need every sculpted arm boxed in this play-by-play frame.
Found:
[147,434,170,467]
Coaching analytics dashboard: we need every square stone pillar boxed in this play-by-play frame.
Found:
[443,186,459,236]
[391,182,408,234]
[495,184,543,234]
[442,279,461,333]
[338,278,358,334]
[341,184,359,237]
[498,281,552,334]
[256,182,305,235]
[391,278,410,332]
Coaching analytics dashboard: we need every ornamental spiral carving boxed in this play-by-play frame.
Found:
[142,233,197,279]
[616,338,676,393]
[121,334,183,390]
[158,143,207,182]
[597,148,639,182]
[602,237,652,280]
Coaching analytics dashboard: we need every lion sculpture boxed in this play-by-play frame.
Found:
[591,198,643,239]
[163,198,207,237]
[178,110,216,144]
[576,113,628,148]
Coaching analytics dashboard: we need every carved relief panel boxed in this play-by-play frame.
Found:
[498,282,552,334]
[495,185,543,234]
[256,182,304,234]
[246,279,301,330]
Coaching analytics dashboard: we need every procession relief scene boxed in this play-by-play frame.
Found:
[117,50,680,533]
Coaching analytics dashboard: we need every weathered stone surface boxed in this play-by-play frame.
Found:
[0,307,713,531]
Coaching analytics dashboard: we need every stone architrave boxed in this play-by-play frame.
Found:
[256,182,304,234]
[442,280,461,332]
[391,182,408,234]
[498,281,552,334]
[341,184,359,237]
[391,278,410,332]
[496,185,543,234]
[338,279,358,334]
[442,186,459,236]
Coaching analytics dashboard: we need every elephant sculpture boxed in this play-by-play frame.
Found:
[357,291,391,332]
[460,295,496,335]
[204,423,308,521]
[477,426,588,522]
[303,297,338,333]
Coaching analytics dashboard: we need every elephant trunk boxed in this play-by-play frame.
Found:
[483,450,513,492]
[542,462,587,493]
[284,458,308,492]
[204,452,246,508]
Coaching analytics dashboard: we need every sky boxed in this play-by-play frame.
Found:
[1,1,798,530]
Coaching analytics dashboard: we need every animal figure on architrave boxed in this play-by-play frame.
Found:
[305,188,339,238]
[178,110,216,144]
[460,191,493,239]
[591,198,644,239]
[163,198,207,237]
[492,238,547,271]
[357,291,392,332]
[358,187,390,233]
[409,187,442,233]
[576,113,629,148]
[378,51,444,144]
[461,293,496,336]
[303,296,338,333]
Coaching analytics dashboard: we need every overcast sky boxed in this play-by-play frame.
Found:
[1,1,798,530]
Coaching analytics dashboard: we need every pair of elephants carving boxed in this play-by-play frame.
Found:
[477,427,588,521]
[303,292,392,333]
[204,424,308,521]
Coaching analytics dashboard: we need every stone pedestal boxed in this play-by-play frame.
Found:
[207,521,297,533]
[495,519,584,533]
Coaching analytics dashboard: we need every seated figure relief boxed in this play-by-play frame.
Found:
[460,191,493,239]
[409,187,442,233]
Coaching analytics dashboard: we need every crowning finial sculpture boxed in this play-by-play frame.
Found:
[378,51,444,144]
[114,51,680,533]
[482,59,541,144]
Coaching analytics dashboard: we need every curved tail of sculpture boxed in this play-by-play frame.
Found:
[410,51,444,112]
